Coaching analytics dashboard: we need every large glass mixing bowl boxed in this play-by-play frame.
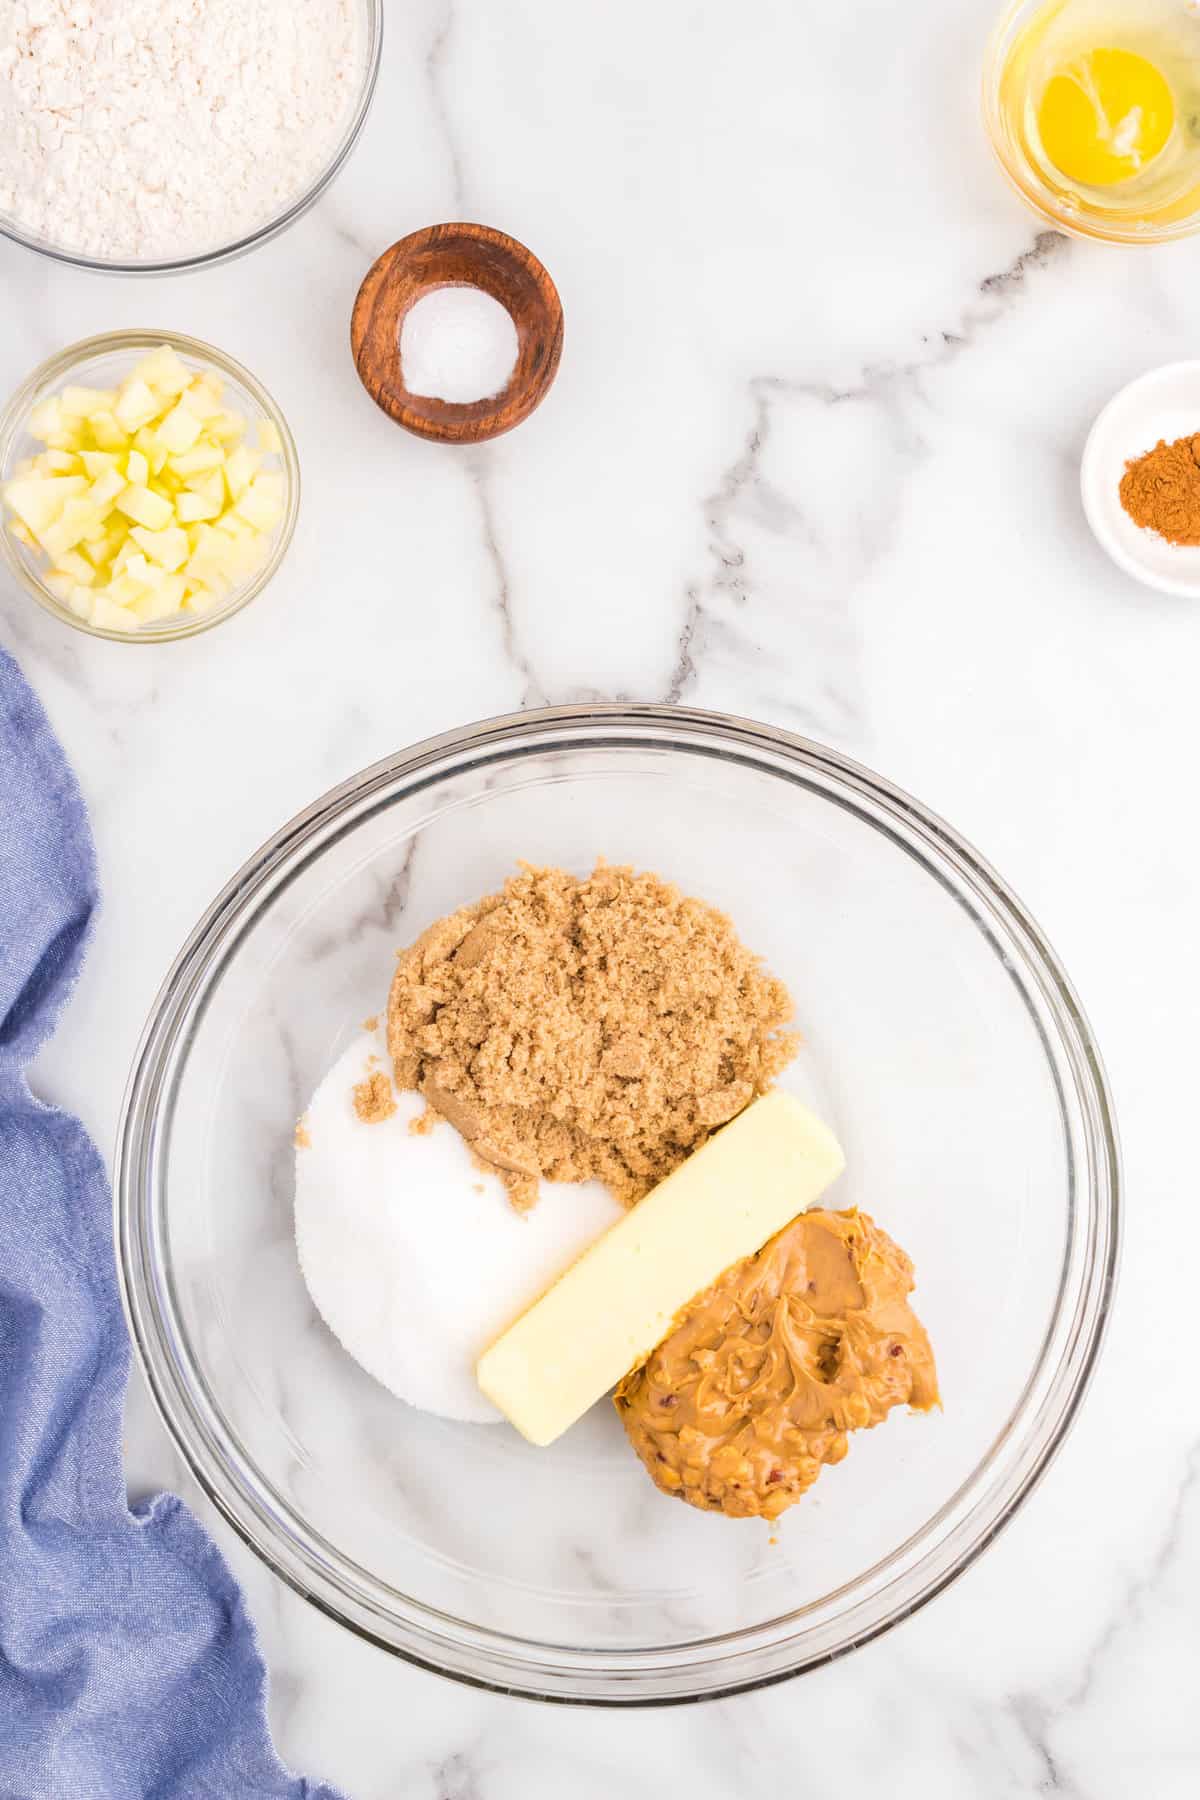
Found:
[115,707,1119,1703]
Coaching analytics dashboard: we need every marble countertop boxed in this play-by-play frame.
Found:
[5,0,1199,1793]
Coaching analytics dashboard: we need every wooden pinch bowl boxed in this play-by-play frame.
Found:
[350,222,564,445]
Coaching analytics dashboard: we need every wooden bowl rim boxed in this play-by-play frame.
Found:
[350,221,564,445]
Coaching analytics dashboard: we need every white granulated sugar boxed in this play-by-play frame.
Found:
[294,1030,623,1425]
[400,286,520,404]
[0,0,362,261]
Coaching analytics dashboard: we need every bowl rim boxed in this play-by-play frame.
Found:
[0,329,301,642]
[114,704,1122,1704]
[0,0,383,275]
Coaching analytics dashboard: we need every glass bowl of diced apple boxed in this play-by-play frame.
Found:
[0,331,299,641]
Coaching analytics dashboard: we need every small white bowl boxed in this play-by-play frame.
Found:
[1081,362,1200,598]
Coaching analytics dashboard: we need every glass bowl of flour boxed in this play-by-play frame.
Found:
[115,707,1120,1703]
[0,0,382,273]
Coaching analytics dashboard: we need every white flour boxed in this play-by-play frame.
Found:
[294,1030,623,1425]
[0,0,363,261]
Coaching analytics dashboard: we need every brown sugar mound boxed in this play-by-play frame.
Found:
[353,1070,396,1124]
[387,863,798,1210]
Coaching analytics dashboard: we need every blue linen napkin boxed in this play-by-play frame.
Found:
[0,647,344,1800]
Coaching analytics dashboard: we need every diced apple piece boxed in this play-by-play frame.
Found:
[82,527,123,569]
[222,445,260,501]
[123,551,158,586]
[124,448,150,487]
[88,468,127,510]
[38,497,104,558]
[60,385,117,417]
[256,418,284,455]
[134,426,169,476]
[183,376,224,420]
[182,583,219,614]
[61,494,103,531]
[11,457,35,479]
[191,562,233,600]
[114,378,160,433]
[207,410,246,443]
[138,347,192,400]
[29,397,64,439]
[174,490,222,523]
[185,531,241,587]
[54,549,97,586]
[3,474,88,535]
[168,443,224,477]
[212,534,252,572]
[80,449,121,479]
[130,524,189,571]
[233,485,283,532]
[87,467,127,511]
[130,572,187,621]
[155,400,204,454]
[157,573,188,613]
[39,517,95,562]
[89,593,140,633]
[105,569,149,605]
[39,573,83,615]
[116,484,173,530]
[184,520,220,559]
[42,448,81,474]
[185,469,226,505]
[86,411,129,452]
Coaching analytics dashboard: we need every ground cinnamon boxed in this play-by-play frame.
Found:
[1119,433,1200,546]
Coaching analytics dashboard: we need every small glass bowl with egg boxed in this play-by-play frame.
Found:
[0,331,299,642]
[984,0,1200,243]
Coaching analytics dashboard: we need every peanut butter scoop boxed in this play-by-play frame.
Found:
[615,1208,938,1521]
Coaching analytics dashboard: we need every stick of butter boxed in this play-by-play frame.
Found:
[475,1092,845,1446]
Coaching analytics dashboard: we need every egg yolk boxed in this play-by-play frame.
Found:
[1038,47,1175,186]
